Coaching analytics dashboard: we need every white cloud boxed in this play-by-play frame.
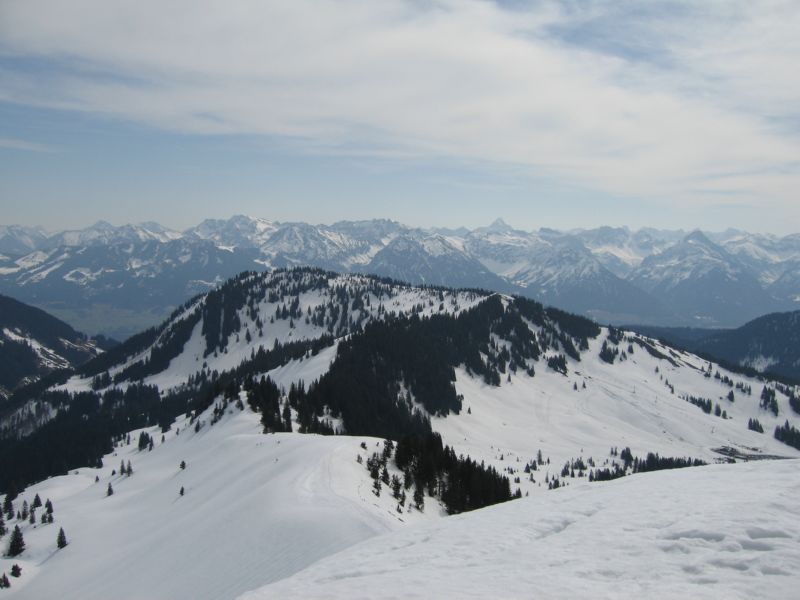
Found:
[0,0,798,213]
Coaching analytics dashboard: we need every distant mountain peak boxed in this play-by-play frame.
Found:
[90,220,116,231]
[487,218,512,232]
[684,230,713,245]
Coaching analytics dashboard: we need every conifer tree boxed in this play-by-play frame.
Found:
[9,564,20,578]
[57,528,68,549]
[0,573,9,588]
[32,494,42,509]
[179,487,184,497]
[413,486,424,511]
[7,525,24,557]
[0,514,4,537]
[107,483,114,497]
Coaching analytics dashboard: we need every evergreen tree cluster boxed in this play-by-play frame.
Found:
[682,394,726,417]
[748,418,764,433]
[546,354,568,375]
[789,393,800,416]
[598,340,619,364]
[588,446,705,482]
[0,383,189,493]
[1,490,69,568]
[245,376,290,433]
[393,433,513,514]
[632,452,706,473]
[0,339,41,392]
[760,386,779,416]
[774,420,800,450]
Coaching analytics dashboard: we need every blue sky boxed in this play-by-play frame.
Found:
[1,0,798,233]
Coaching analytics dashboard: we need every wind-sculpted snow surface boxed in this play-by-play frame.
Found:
[242,459,800,600]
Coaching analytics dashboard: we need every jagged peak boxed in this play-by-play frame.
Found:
[487,218,512,232]
[683,230,714,246]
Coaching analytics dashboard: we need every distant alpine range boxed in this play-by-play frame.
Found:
[1,217,798,338]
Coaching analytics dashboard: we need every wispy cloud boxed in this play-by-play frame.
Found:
[0,0,798,214]
[0,137,54,152]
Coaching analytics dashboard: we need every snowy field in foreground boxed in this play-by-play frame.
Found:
[1,407,441,600]
[244,459,800,600]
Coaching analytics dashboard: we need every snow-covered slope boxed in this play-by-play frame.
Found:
[58,269,487,395]
[246,458,800,600]
[43,269,800,469]
[433,329,800,497]
[4,272,800,599]
[0,294,101,400]
[0,405,441,600]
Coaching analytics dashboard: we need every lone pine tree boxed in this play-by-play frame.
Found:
[57,527,68,549]
[7,525,24,557]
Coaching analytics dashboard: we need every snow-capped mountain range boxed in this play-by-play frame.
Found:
[1,268,799,600]
[0,216,798,336]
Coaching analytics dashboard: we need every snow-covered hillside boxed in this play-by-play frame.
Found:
[434,330,800,498]
[0,294,102,402]
[0,403,442,600]
[58,269,486,395]
[245,458,800,600]
[25,268,800,471]
[3,271,800,599]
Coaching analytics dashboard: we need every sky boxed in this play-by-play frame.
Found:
[0,0,799,234]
